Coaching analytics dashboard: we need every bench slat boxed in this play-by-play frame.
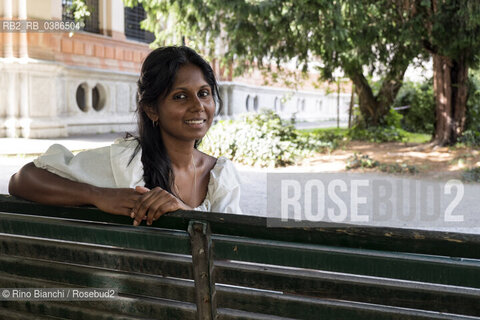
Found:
[1,265,302,320]
[0,299,196,320]
[0,273,197,319]
[217,308,297,320]
[212,234,480,288]
[215,285,477,320]
[0,233,193,279]
[0,212,191,254]
[0,308,58,320]
[0,257,196,304]
[3,196,480,258]
[215,260,480,317]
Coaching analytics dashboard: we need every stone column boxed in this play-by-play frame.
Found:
[5,70,18,137]
[18,71,30,137]
[18,0,27,59]
[3,0,13,58]
[85,82,93,112]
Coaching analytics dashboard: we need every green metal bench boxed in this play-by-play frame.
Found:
[1,194,480,319]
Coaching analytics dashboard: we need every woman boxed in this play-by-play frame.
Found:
[8,46,242,226]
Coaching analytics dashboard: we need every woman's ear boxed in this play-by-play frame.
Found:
[144,106,159,122]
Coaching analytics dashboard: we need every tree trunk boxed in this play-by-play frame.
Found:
[348,49,410,127]
[349,72,379,126]
[348,85,355,129]
[432,54,469,146]
[453,55,468,141]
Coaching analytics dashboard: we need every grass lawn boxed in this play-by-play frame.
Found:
[298,127,431,144]
[297,127,349,135]
[403,132,432,144]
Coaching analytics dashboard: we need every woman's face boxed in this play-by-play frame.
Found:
[154,63,215,143]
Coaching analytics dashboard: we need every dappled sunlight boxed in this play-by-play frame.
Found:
[288,141,480,180]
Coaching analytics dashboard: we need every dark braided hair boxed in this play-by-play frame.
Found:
[132,46,222,193]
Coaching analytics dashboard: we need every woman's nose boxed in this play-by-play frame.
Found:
[191,96,205,112]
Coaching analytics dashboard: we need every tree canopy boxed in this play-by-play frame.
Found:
[405,0,480,144]
[124,0,480,144]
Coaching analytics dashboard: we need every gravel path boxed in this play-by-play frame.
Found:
[1,133,479,234]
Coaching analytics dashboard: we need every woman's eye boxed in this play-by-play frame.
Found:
[173,93,187,100]
[198,90,210,97]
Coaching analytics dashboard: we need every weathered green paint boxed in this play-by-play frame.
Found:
[1,195,480,319]
[1,298,196,320]
[1,307,63,320]
[0,234,193,279]
[216,308,297,320]
[0,271,194,316]
[214,261,480,316]
[188,221,217,320]
[2,195,480,258]
[0,212,191,254]
[212,235,480,288]
[0,256,196,303]
[215,286,476,320]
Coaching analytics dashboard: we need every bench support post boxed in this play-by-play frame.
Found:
[188,220,217,320]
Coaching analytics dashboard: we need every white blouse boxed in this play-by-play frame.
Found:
[33,138,242,214]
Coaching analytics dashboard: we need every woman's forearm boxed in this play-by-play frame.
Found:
[8,162,100,207]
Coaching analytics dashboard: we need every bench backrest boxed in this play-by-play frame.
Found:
[1,195,480,320]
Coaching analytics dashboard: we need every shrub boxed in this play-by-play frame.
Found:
[345,153,379,169]
[200,110,330,167]
[462,167,480,183]
[393,80,435,134]
[378,163,419,175]
[345,153,418,174]
[459,73,480,146]
[393,75,480,143]
[459,130,480,147]
[297,128,347,150]
[347,109,407,143]
[465,72,480,131]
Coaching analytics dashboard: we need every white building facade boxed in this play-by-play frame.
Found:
[0,0,350,138]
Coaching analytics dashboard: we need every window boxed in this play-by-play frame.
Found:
[62,0,100,34]
[61,0,74,21]
[83,0,100,34]
[124,5,155,43]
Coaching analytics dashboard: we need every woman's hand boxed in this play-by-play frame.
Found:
[131,186,192,226]
[91,187,146,216]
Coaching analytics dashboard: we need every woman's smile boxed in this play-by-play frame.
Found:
[184,119,207,128]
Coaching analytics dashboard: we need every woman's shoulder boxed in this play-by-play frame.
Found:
[110,137,144,187]
[112,136,140,149]
[208,156,241,191]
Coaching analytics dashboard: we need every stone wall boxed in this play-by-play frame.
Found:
[0,60,138,138]
[219,82,351,122]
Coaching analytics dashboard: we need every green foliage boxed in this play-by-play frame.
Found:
[462,167,480,183]
[378,163,419,175]
[403,132,432,144]
[466,73,480,130]
[298,128,347,150]
[393,80,435,134]
[346,153,418,174]
[458,72,480,146]
[347,109,407,143]
[127,0,480,136]
[124,0,421,126]
[199,110,330,167]
[421,1,480,68]
[67,0,90,24]
[459,130,480,147]
[345,153,379,170]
